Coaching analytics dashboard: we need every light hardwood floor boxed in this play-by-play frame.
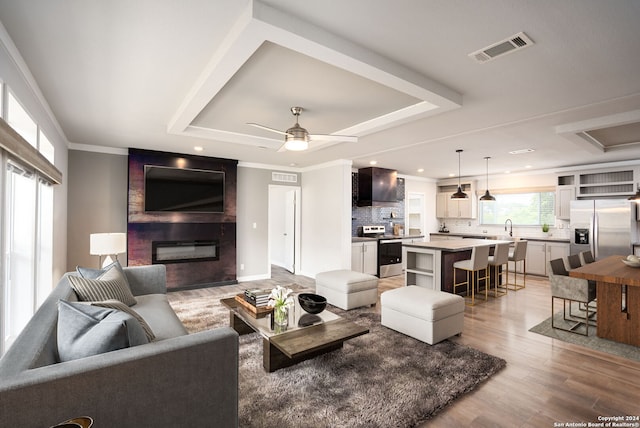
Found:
[169,268,640,427]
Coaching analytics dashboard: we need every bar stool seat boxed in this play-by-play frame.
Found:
[453,245,490,306]
[506,240,527,291]
[487,242,510,297]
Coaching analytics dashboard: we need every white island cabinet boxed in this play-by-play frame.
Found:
[404,239,512,292]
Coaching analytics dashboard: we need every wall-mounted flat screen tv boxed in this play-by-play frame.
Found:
[144,165,224,213]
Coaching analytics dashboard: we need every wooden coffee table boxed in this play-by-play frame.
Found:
[221,295,369,372]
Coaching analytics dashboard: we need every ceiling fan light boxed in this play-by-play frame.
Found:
[284,136,308,151]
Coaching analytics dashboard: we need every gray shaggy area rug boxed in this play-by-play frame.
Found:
[170,295,506,428]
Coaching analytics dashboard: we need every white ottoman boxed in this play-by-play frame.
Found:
[381,286,464,345]
[315,270,379,310]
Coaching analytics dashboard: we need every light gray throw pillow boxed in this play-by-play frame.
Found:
[91,299,156,341]
[57,300,149,362]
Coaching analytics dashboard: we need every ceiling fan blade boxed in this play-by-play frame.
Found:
[247,122,291,136]
[309,134,358,143]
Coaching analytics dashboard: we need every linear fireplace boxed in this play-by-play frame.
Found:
[152,240,219,264]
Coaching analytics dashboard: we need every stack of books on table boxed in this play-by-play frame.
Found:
[234,289,273,318]
[243,289,271,308]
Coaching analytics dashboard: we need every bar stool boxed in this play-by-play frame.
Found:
[506,240,527,291]
[453,245,490,306]
[487,242,510,297]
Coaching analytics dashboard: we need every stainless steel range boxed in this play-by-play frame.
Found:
[361,225,403,278]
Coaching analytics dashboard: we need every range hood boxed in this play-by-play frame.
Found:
[357,167,398,206]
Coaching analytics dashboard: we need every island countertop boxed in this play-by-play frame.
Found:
[403,238,513,252]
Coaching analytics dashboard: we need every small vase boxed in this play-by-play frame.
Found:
[273,304,289,327]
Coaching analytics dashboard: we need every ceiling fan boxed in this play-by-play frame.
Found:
[247,107,358,152]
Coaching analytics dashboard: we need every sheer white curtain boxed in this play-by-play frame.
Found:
[3,161,36,352]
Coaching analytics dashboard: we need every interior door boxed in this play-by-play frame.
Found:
[283,189,296,273]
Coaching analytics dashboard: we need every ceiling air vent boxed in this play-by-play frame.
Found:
[272,172,298,183]
[469,32,534,63]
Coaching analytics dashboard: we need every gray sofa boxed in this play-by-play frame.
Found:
[0,264,239,427]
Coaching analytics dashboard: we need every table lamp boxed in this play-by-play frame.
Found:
[90,233,126,268]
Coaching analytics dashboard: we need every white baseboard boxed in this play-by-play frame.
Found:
[237,273,271,282]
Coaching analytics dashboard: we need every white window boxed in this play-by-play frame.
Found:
[38,130,55,164]
[1,84,57,355]
[7,91,37,148]
[479,191,555,226]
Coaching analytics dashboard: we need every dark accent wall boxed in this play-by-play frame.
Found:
[127,149,237,289]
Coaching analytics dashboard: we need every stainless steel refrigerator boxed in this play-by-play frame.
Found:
[569,199,637,259]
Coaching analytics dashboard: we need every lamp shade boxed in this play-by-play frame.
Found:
[90,233,126,256]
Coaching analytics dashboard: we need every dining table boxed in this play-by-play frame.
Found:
[569,254,640,346]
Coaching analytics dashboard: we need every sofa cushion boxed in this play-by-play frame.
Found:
[91,300,156,341]
[57,300,149,362]
[133,294,188,340]
[69,265,137,306]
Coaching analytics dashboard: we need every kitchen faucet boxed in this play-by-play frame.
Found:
[505,219,513,237]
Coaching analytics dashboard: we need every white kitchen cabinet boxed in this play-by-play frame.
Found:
[516,240,570,276]
[547,242,570,265]
[436,180,476,219]
[555,186,575,220]
[445,195,473,219]
[524,241,547,276]
[351,241,377,275]
[436,193,449,218]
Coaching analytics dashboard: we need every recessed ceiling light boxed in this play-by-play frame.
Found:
[505,170,511,174]
[448,173,455,177]
[525,165,532,168]
[194,146,203,152]
[508,148,535,155]
[369,160,378,165]
[417,168,424,173]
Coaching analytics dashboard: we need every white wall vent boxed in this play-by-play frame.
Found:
[468,32,534,63]
[272,172,298,183]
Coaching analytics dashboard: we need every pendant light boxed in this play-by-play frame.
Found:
[451,149,468,199]
[479,156,496,201]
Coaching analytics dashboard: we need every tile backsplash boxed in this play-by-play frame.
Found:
[351,173,405,236]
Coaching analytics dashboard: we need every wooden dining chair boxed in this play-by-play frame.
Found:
[580,250,595,264]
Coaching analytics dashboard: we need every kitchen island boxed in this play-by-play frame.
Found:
[403,239,513,292]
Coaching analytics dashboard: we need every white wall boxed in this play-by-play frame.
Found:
[299,160,352,277]
[0,22,69,281]
[67,150,128,270]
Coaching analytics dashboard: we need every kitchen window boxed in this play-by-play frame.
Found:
[479,190,555,226]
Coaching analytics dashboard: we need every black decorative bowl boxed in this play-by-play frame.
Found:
[298,293,327,314]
